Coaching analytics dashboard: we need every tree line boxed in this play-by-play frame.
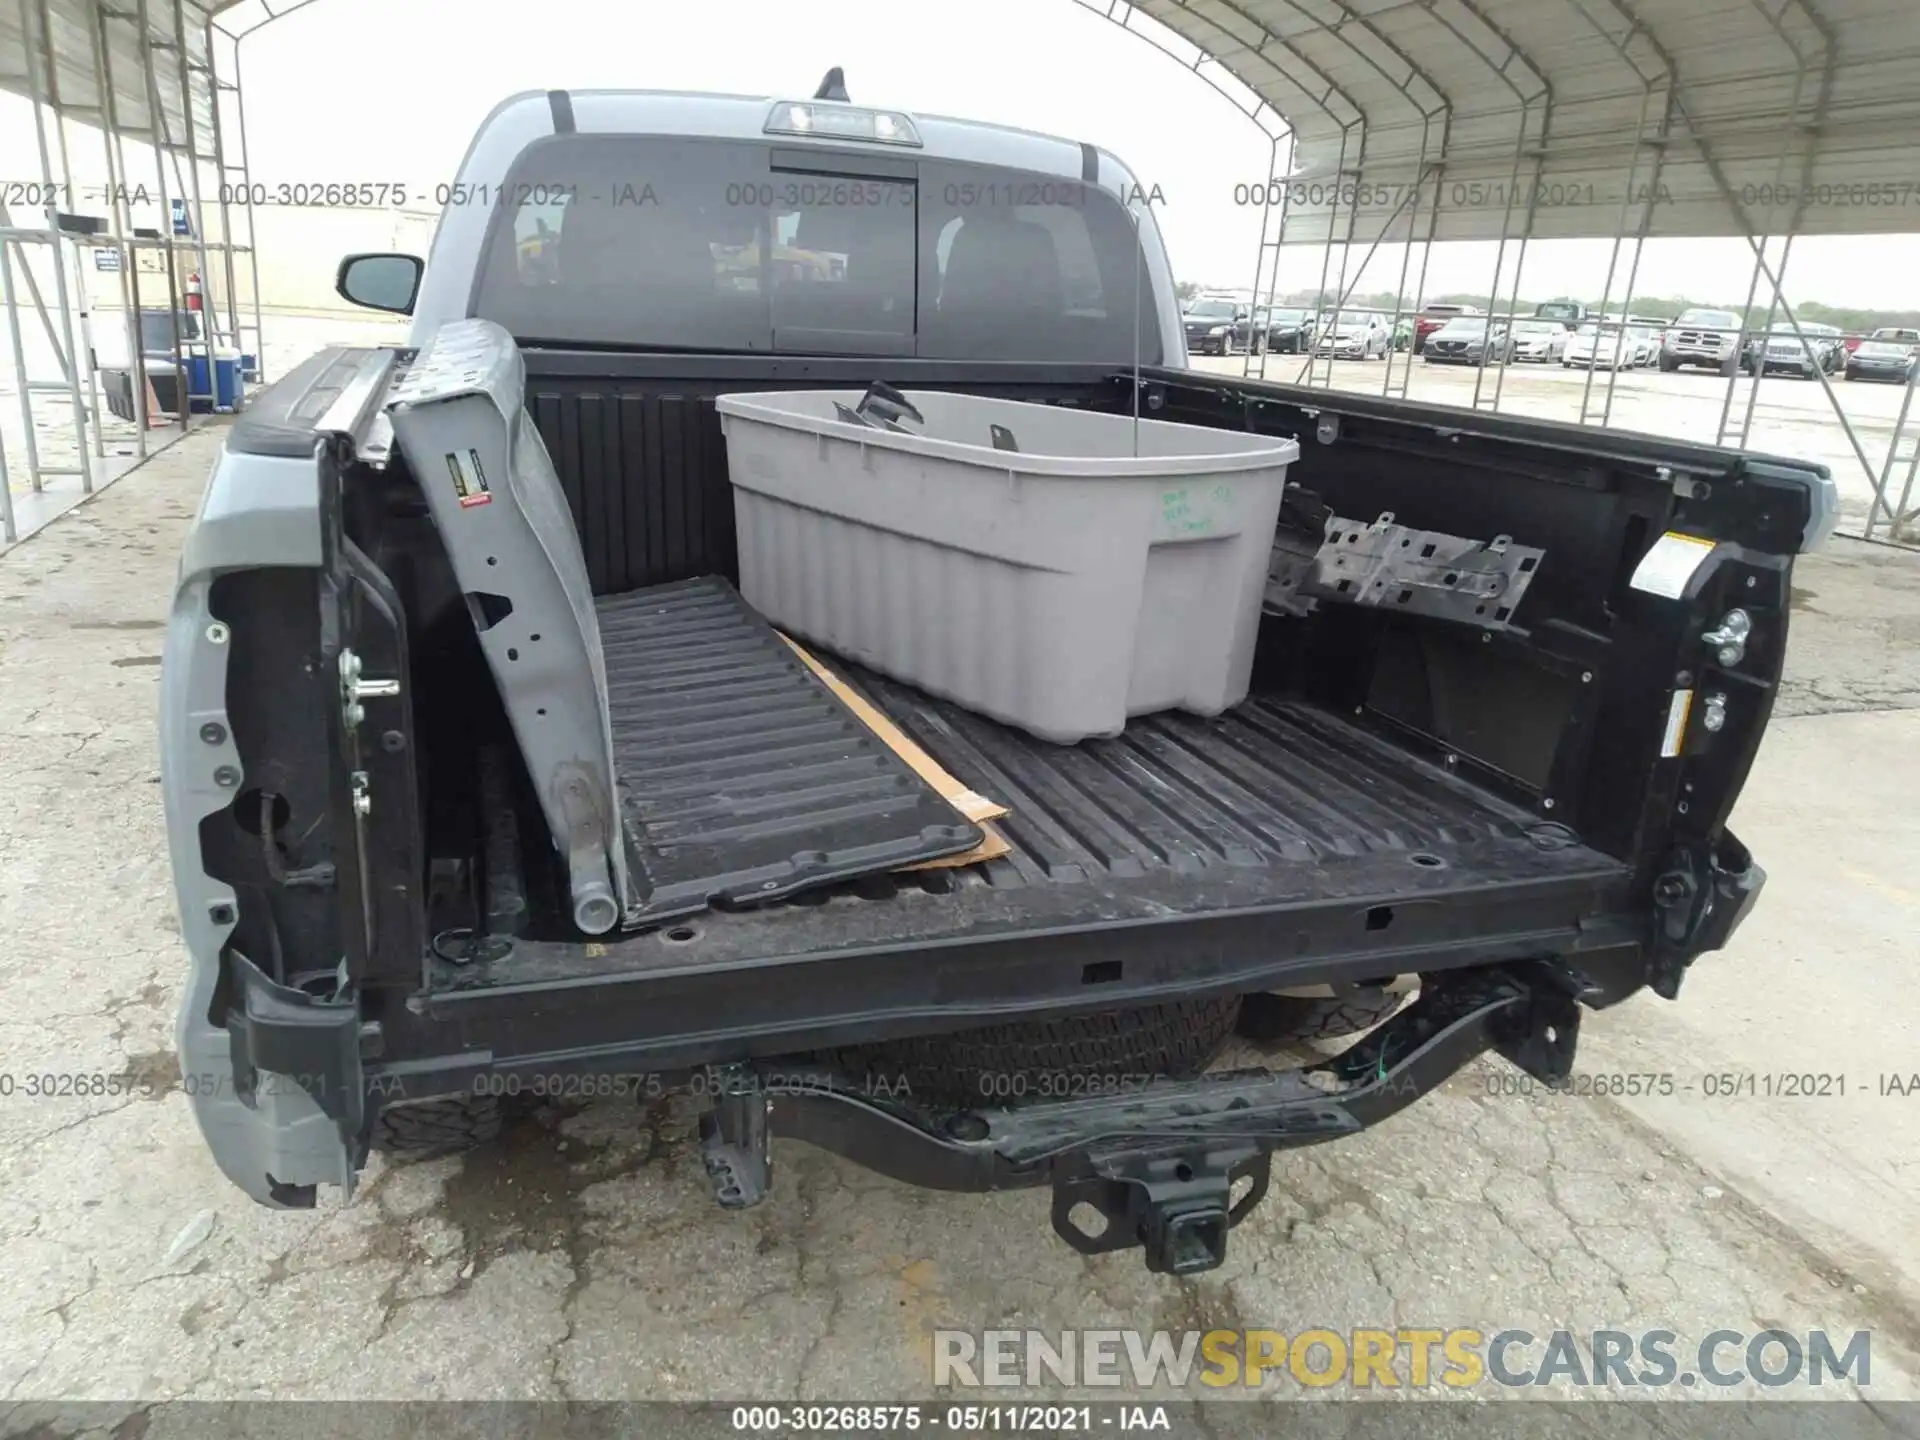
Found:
[1175,281,1920,334]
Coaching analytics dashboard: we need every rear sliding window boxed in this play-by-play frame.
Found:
[471,135,1160,364]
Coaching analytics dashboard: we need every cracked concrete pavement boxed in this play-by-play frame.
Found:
[2,430,1919,1425]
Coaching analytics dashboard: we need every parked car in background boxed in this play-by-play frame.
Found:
[1260,306,1316,354]
[1246,307,1272,354]
[1508,318,1570,362]
[1625,321,1664,368]
[1414,302,1481,353]
[1660,308,1746,375]
[1811,324,1848,373]
[1564,319,1636,371]
[1746,323,1845,379]
[1625,316,1666,363]
[1181,296,1249,356]
[1315,311,1390,360]
[1533,299,1589,329]
[1845,327,1920,383]
[1423,316,1511,365]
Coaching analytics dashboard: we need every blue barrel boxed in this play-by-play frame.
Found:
[180,352,213,413]
[212,352,244,412]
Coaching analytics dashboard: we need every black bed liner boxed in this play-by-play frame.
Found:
[599,577,984,922]
[857,668,1538,879]
[436,638,1627,992]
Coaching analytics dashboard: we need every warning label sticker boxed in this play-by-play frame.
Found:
[447,449,492,509]
[1629,531,1716,600]
[1661,688,1694,758]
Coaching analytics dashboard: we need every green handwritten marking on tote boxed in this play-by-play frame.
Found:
[1162,486,1218,535]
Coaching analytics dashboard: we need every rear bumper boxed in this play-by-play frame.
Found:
[163,716,1785,1271]
[204,852,1641,1213]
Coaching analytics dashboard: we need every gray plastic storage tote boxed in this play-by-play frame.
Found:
[714,387,1300,744]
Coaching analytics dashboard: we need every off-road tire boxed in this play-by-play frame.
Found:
[828,997,1243,1109]
[1237,988,1408,1043]
[371,1094,502,1155]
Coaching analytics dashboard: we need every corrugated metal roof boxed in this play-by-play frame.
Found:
[4,0,1917,241]
[1131,0,1920,241]
[0,0,227,159]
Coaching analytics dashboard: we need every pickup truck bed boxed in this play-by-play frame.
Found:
[441,582,1623,994]
[350,348,1794,1067]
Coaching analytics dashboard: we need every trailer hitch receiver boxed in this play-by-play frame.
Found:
[1052,1145,1270,1276]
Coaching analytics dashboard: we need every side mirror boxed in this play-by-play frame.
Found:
[336,252,423,315]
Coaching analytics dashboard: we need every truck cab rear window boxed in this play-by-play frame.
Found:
[471,135,1158,363]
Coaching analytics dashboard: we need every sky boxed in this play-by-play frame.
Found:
[4,0,1919,310]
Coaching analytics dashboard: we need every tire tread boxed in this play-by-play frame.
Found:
[372,1094,502,1154]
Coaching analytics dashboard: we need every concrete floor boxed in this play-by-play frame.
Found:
[2,428,1919,1423]
[2,312,407,555]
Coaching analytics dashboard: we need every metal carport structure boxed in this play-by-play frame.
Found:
[1082,0,1920,544]
[0,0,261,543]
[4,0,1918,544]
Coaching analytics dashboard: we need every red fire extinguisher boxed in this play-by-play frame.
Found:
[185,270,203,313]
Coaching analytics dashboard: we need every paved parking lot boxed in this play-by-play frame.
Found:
[2,402,1919,1427]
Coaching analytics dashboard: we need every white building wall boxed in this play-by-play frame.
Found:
[243,205,440,312]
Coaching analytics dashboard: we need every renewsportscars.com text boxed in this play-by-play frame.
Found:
[933,1327,1871,1391]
